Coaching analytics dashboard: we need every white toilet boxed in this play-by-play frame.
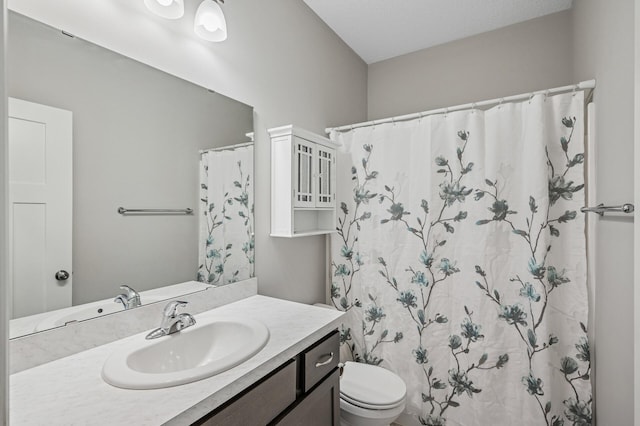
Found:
[339,361,407,426]
[313,304,407,426]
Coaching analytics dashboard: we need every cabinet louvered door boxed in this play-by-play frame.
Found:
[293,138,315,208]
[315,146,335,209]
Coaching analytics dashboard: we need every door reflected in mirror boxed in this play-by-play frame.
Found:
[7,11,254,338]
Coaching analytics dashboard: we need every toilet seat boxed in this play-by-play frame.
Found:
[341,392,403,410]
[340,395,406,421]
[340,361,406,410]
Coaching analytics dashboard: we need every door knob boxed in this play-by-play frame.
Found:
[55,270,70,281]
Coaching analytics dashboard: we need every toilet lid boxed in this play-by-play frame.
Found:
[340,362,406,409]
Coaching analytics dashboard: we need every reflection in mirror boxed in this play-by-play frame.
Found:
[7,12,254,338]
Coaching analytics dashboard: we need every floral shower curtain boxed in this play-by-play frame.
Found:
[197,144,254,285]
[330,92,591,425]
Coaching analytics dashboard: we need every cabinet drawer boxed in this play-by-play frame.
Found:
[196,359,297,426]
[301,330,340,393]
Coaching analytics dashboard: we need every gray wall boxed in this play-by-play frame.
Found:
[572,0,635,424]
[228,1,368,303]
[366,5,635,425]
[7,13,253,305]
[368,10,574,120]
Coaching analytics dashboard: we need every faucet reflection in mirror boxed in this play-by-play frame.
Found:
[198,143,254,285]
[113,285,141,310]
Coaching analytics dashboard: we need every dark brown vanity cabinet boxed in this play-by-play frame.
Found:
[193,330,340,426]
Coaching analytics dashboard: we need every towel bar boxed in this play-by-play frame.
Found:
[580,203,634,216]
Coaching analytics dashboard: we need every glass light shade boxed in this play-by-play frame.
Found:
[194,0,228,42]
[144,0,184,19]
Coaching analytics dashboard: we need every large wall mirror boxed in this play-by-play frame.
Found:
[7,11,255,339]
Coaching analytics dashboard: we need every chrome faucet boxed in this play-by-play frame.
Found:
[114,285,141,309]
[146,300,196,340]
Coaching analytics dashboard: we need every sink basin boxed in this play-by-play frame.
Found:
[34,296,166,332]
[102,316,270,389]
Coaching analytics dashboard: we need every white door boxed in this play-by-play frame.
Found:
[8,98,73,319]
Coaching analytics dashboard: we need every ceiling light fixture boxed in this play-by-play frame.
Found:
[143,0,185,20]
[143,0,227,42]
[194,0,227,42]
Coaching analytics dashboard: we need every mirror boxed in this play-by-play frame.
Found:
[7,12,254,338]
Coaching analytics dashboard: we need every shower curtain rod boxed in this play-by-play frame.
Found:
[325,79,596,134]
[199,141,253,154]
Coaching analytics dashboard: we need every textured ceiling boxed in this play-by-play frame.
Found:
[303,0,573,64]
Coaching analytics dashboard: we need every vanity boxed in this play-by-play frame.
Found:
[10,295,343,425]
[195,329,340,425]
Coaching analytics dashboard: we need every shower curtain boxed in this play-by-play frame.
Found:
[330,92,591,425]
[197,145,254,285]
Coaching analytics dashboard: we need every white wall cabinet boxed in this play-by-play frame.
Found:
[269,125,338,237]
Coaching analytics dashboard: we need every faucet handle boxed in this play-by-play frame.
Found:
[163,301,188,318]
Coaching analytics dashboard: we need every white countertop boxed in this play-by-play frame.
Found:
[10,295,343,425]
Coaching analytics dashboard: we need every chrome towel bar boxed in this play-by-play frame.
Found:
[580,203,634,216]
[118,207,193,215]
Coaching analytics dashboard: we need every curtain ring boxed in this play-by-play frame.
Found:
[544,90,550,102]
[444,107,449,118]
[528,93,535,104]
[418,112,423,123]
[391,117,396,126]
[471,102,476,114]
[498,98,504,109]
[572,84,579,97]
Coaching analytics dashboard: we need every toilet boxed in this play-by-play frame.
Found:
[339,361,407,426]
[313,304,407,426]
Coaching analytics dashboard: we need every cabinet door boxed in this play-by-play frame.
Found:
[195,360,297,426]
[274,369,340,426]
[315,145,335,209]
[293,138,315,208]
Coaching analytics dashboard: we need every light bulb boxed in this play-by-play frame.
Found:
[194,0,227,42]
[202,14,222,32]
[144,0,184,19]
